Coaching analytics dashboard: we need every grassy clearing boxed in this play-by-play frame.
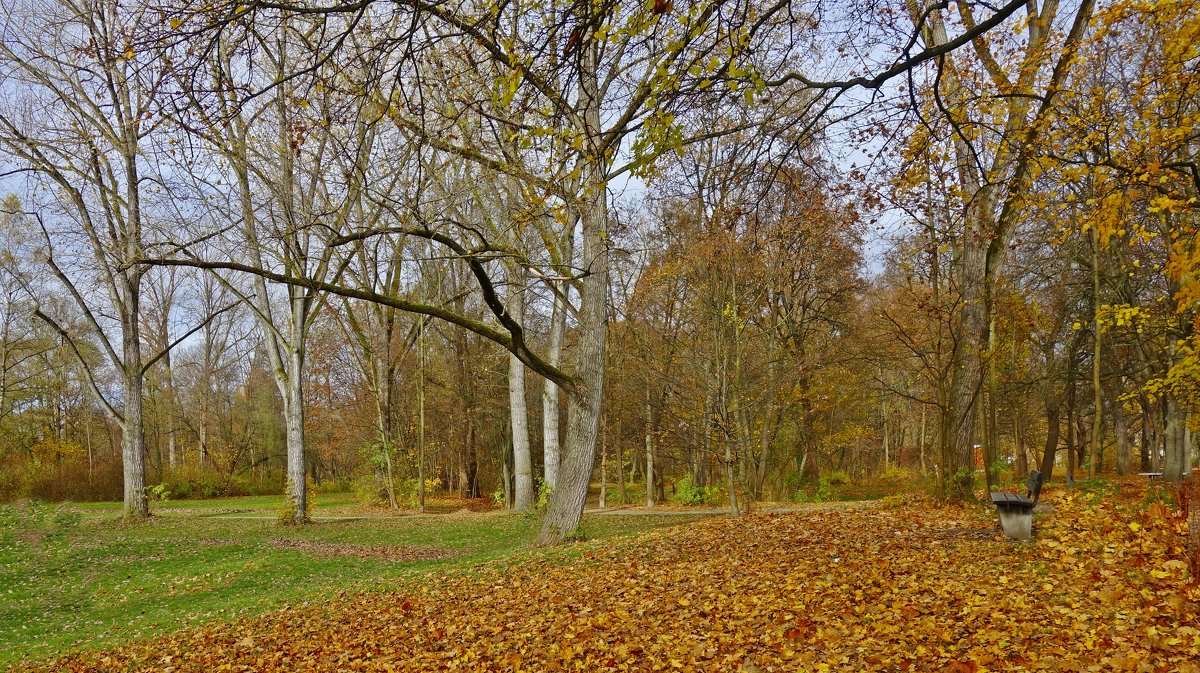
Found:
[0,499,709,666]
[28,481,1200,673]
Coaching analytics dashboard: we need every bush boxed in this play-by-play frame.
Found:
[148,483,171,504]
[672,475,721,506]
[352,475,388,507]
[276,478,316,524]
[793,479,832,503]
[318,478,352,494]
[824,470,851,487]
[396,477,424,508]
[536,477,553,511]
[878,466,917,484]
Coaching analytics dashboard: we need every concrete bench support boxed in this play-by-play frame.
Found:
[990,471,1043,541]
[992,495,1034,540]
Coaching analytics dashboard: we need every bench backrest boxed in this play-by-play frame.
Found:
[1027,470,1044,505]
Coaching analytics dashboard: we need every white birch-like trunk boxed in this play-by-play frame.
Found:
[507,266,533,510]
[542,285,566,489]
[644,387,655,508]
[284,343,307,522]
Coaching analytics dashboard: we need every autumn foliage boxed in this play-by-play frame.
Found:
[25,482,1200,673]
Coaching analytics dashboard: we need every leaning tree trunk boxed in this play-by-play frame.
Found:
[1040,401,1061,483]
[535,44,608,543]
[535,194,607,544]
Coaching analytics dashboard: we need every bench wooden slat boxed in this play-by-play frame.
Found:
[990,491,1033,507]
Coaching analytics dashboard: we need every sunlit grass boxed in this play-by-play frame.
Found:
[0,498,707,667]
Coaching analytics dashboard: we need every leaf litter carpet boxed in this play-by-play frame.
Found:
[32,492,1200,672]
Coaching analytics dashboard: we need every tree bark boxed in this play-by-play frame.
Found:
[542,253,569,489]
[535,43,608,544]
[508,269,533,511]
[284,343,307,523]
[1040,402,1061,483]
[1116,397,1131,475]
[644,385,655,508]
[1090,226,1103,478]
[122,301,148,518]
[1164,397,1185,481]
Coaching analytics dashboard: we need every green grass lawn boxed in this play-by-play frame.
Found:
[0,499,709,667]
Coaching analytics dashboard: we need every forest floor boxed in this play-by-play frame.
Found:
[7,479,1200,672]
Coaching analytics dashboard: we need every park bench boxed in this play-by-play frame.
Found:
[990,471,1043,541]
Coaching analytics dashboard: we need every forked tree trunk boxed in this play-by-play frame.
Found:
[535,44,608,543]
[536,211,606,543]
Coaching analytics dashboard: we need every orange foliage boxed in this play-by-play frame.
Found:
[32,484,1200,672]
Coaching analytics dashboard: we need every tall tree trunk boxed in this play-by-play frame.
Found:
[944,237,988,501]
[377,357,399,509]
[725,435,739,515]
[1184,412,1193,476]
[122,300,148,518]
[284,344,307,523]
[1140,398,1152,472]
[534,43,608,544]
[616,441,627,505]
[508,270,533,510]
[1066,377,1077,487]
[983,316,1000,492]
[919,403,927,474]
[1116,397,1131,476]
[644,383,656,507]
[542,253,569,489]
[1164,397,1185,481]
[1090,226,1103,478]
[1040,402,1061,483]
[599,421,608,509]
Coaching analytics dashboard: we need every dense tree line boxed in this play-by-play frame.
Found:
[0,0,1195,542]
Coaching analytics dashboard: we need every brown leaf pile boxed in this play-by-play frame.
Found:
[29,491,1200,672]
[266,539,459,562]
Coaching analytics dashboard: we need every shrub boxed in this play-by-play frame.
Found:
[672,475,721,506]
[352,475,388,507]
[878,466,917,484]
[276,478,316,524]
[147,483,171,504]
[536,478,553,511]
[824,470,851,487]
[793,480,832,503]
[396,477,424,508]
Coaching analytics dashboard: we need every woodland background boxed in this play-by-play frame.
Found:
[0,0,1195,543]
